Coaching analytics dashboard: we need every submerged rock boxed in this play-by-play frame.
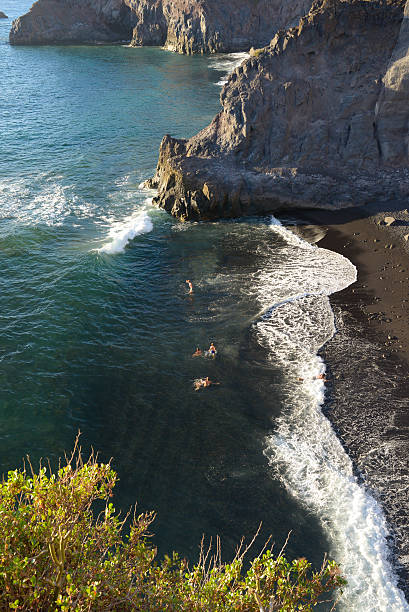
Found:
[9,0,313,52]
[152,0,409,221]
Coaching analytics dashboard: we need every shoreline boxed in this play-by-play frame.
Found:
[296,202,409,596]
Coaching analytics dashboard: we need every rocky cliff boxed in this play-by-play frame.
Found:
[150,0,409,221]
[129,0,313,54]
[10,0,312,51]
[9,0,137,45]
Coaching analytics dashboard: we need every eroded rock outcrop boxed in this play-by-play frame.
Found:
[9,0,137,45]
[129,0,313,54]
[10,0,312,51]
[151,0,409,221]
[0,11,8,18]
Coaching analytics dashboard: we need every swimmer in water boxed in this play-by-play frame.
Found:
[194,378,205,391]
[208,342,217,357]
[299,374,328,383]
[186,279,193,294]
[192,347,202,358]
[193,377,219,391]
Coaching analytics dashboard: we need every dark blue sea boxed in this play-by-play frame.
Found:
[1,2,407,608]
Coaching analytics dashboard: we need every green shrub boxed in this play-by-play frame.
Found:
[0,443,345,611]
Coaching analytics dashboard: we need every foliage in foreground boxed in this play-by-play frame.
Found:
[0,443,346,611]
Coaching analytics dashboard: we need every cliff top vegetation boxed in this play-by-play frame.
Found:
[0,440,346,611]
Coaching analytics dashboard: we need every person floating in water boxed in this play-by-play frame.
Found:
[186,279,193,294]
[298,373,328,383]
[193,377,219,391]
[192,347,202,358]
[208,342,217,358]
[194,377,207,391]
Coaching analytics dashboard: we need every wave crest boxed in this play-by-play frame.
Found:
[98,208,153,254]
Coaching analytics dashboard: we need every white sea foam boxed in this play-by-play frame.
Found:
[114,174,132,188]
[209,52,250,86]
[0,175,96,228]
[98,206,153,254]
[138,180,156,192]
[256,217,408,610]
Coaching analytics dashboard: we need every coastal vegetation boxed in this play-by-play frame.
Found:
[0,444,345,611]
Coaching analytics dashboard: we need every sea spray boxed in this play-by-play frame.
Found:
[209,51,250,86]
[98,206,153,254]
[0,175,93,229]
[258,218,408,611]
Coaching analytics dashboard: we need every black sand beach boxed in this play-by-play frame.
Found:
[300,203,409,595]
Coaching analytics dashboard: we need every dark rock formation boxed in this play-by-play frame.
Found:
[129,0,313,54]
[151,0,409,221]
[0,11,8,18]
[10,0,312,51]
[9,0,137,45]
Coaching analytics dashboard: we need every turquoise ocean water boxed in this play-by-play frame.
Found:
[1,3,408,609]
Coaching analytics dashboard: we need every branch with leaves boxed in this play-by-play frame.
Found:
[0,438,346,611]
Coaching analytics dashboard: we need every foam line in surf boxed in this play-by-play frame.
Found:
[0,175,96,229]
[255,217,407,610]
[269,214,315,249]
[98,206,153,254]
[209,52,250,86]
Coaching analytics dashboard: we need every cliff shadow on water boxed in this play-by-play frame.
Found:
[76,213,406,611]
[84,218,335,571]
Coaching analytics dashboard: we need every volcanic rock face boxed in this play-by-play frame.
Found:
[376,0,409,164]
[129,0,313,54]
[151,0,409,221]
[9,0,137,45]
[10,0,313,51]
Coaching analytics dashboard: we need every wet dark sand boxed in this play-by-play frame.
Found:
[298,203,409,596]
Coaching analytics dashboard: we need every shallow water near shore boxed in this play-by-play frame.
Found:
[1,4,408,609]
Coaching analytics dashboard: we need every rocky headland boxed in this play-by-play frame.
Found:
[0,11,8,18]
[129,0,312,54]
[9,0,312,51]
[9,0,137,45]
[148,0,409,221]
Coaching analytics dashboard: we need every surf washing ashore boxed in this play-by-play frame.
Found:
[252,219,408,610]
[1,2,409,610]
[305,203,409,596]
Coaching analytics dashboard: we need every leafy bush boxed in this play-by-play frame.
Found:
[0,443,345,611]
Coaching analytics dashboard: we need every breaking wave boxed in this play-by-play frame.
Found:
[256,217,407,611]
[98,204,153,254]
[208,51,250,86]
